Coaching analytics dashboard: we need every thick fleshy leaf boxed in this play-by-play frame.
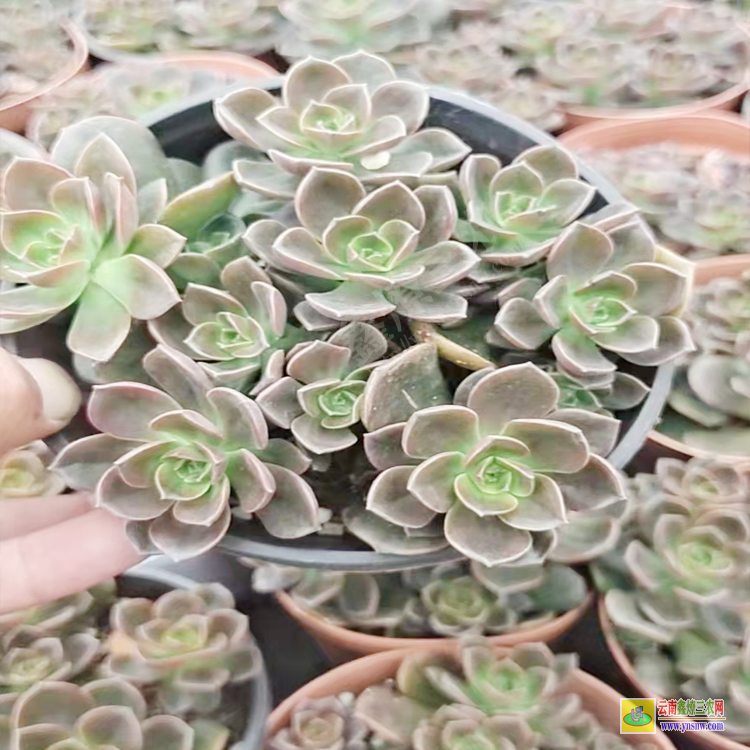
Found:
[402,406,479,459]
[97,467,171,520]
[500,475,567,530]
[213,88,281,151]
[143,346,213,413]
[66,283,131,362]
[406,452,463,513]
[295,168,366,238]
[453,473,518,517]
[292,413,358,454]
[173,478,231,527]
[624,317,694,367]
[149,506,232,560]
[494,298,555,350]
[592,315,660,354]
[306,282,396,321]
[547,223,612,286]
[444,504,533,566]
[52,434,142,491]
[363,423,412,471]
[128,224,185,268]
[74,134,137,195]
[255,465,320,538]
[366,466,436,529]
[354,181,426,231]
[503,419,590,474]
[288,341,351,384]
[552,329,617,380]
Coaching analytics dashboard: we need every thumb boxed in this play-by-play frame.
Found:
[0,347,82,457]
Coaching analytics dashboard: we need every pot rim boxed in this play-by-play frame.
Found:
[597,598,744,750]
[648,254,750,467]
[0,21,89,114]
[275,589,593,654]
[124,559,273,750]
[265,642,676,748]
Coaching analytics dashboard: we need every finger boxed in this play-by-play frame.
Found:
[0,348,82,457]
[0,493,94,540]
[0,509,144,614]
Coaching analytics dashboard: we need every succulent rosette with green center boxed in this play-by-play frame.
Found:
[0,626,100,706]
[0,441,65,499]
[0,129,185,362]
[52,345,319,560]
[105,584,259,714]
[9,678,230,750]
[277,0,446,58]
[150,256,311,393]
[359,363,625,566]
[256,322,388,453]
[214,52,470,200]
[456,146,596,271]
[246,168,479,327]
[493,220,694,386]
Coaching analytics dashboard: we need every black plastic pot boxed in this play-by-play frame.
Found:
[122,561,272,749]
[144,81,674,570]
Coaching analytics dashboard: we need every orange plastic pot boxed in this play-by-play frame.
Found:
[276,590,593,663]
[0,22,89,133]
[559,112,750,156]
[598,599,743,750]
[266,645,677,748]
[648,254,750,467]
[141,51,278,81]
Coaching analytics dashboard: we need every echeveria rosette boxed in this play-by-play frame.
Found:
[0,626,100,707]
[689,271,750,355]
[361,363,626,567]
[150,256,310,393]
[413,705,540,750]
[493,220,694,386]
[257,322,388,454]
[53,345,319,560]
[157,173,244,291]
[246,168,479,327]
[214,52,470,200]
[268,694,369,750]
[456,146,596,271]
[105,584,259,715]
[0,137,184,362]
[0,441,65,499]
[9,678,230,750]
[277,0,446,59]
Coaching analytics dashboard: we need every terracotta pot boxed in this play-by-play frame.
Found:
[138,51,278,81]
[598,598,743,750]
[647,254,750,467]
[276,590,593,663]
[0,22,89,133]
[559,112,750,156]
[266,645,676,748]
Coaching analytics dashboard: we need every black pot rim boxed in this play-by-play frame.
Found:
[123,560,272,749]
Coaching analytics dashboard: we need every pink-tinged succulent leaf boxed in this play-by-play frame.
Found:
[547,223,613,286]
[551,408,620,457]
[626,262,689,317]
[539,179,596,225]
[172,478,231,527]
[412,241,479,291]
[371,80,429,134]
[255,465,320,538]
[143,346,214,414]
[213,89,281,151]
[306,282,396,321]
[491,163,545,197]
[97,467,171,521]
[362,344,450,432]
[591,315,660,354]
[128,225,186,268]
[291,413,358,454]
[274,227,346,280]
[453,473,519,517]
[14,680,94,729]
[466,363,560,434]
[255,377,304,429]
[181,284,246,327]
[552,329,617,380]
[94,255,179,320]
[74,134,137,195]
[137,179,169,226]
[605,590,673,644]
[388,289,468,325]
[518,146,578,183]
[499,475,567,531]
[393,128,471,172]
[328,321,388,369]
[354,181,426,232]
[366,466,436,528]
[52,434,142,491]
[148,506,232,560]
[364,423,414,471]
[493,298,555,350]
[75,705,142,750]
[288,340,351,384]
[624,317,694,367]
[66,284,132,362]
[444,504,533,567]
[283,59,351,114]
[255,439,311,475]
[2,159,70,212]
[503,420,590,474]
[226,450,276,515]
[295,168,367,238]
[207,388,269,451]
[141,716,194,750]
[402,406,480,459]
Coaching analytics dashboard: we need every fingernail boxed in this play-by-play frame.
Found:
[17,358,82,430]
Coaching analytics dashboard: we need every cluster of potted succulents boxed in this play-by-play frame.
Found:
[0,574,268,750]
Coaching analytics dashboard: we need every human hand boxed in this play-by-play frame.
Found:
[0,347,143,614]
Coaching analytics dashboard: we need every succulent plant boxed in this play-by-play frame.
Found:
[662,272,750,456]
[455,146,596,268]
[493,219,693,386]
[268,693,369,750]
[0,627,100,705]
[359,362,625,566]
[214,52,470,200]
[276,0,447,59]
[546,368,649,418]
[84,0,275,55]
[413,705,539,750]
[0,2,74,105]
[9,678,230,750]
[246,168,479,326]
[481,78,569,134]
[584,0,668,36]
[256,323,388,453]
[105,583,259,714]
[0,583,116,637]
[28,64,238,151]
[52,345,319,559]
[149,255,312,393]
[0,441,65,499]
[0,130,184,362]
